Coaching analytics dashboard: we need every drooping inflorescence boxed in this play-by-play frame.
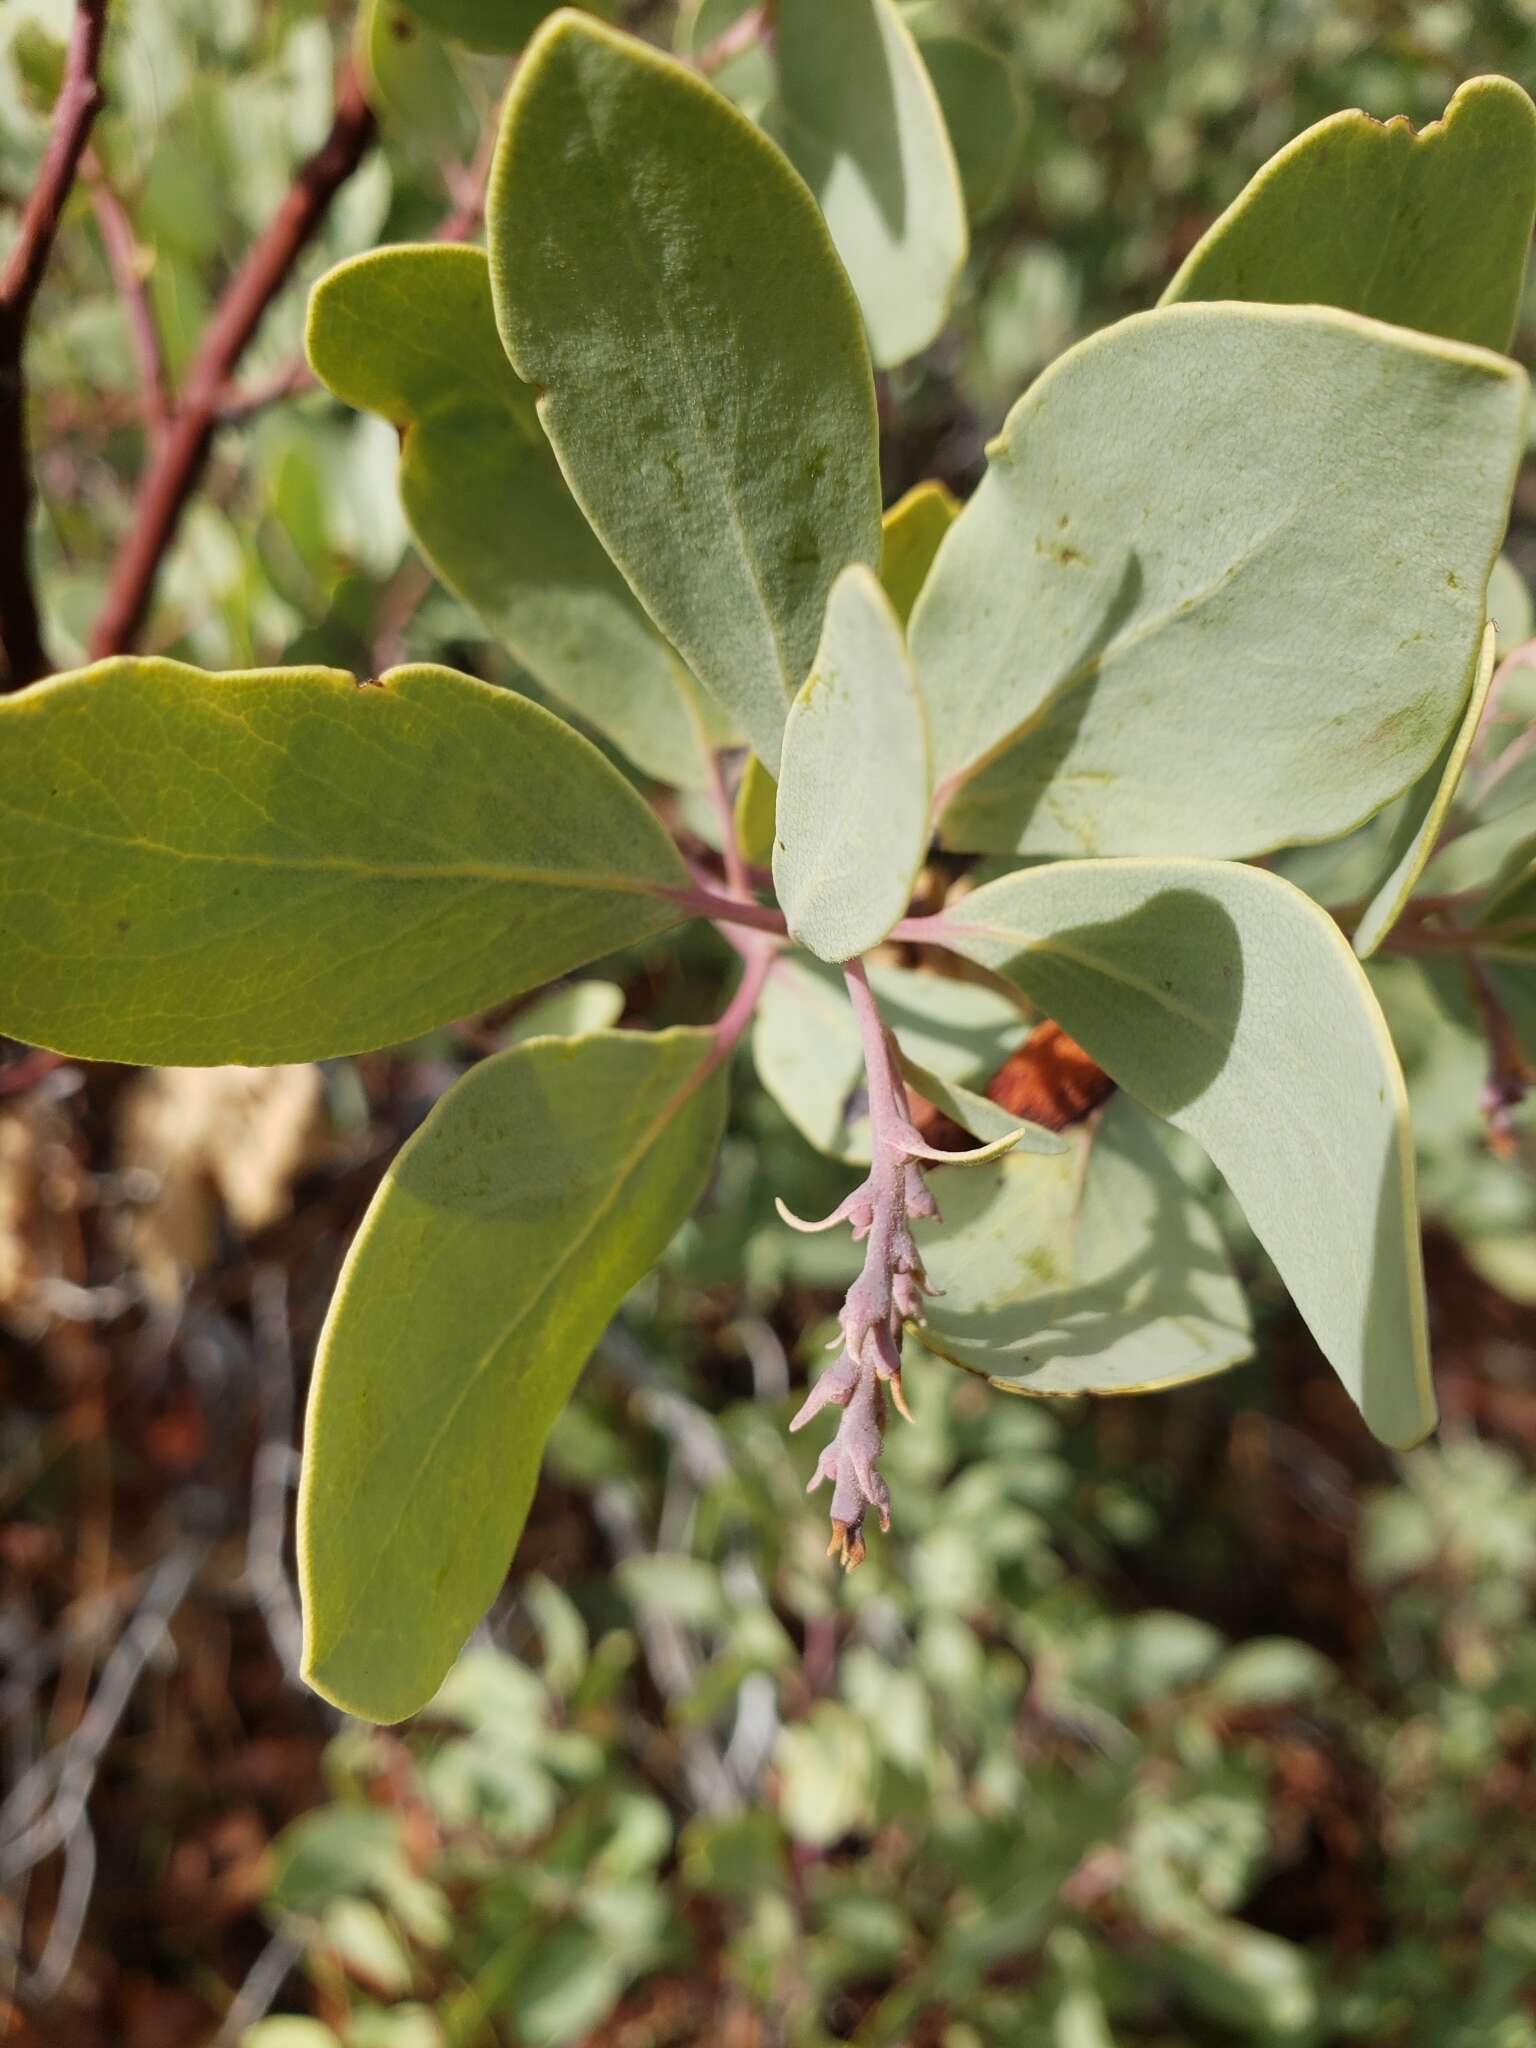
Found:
[778,963,944,1567]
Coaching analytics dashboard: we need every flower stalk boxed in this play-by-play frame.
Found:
[780,960,942,1568]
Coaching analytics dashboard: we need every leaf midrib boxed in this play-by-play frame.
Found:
[0,792,670,897]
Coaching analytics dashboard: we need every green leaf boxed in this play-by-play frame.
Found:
[768,0,968,366]
[1417,708,1536,898]
[393,0,598,54]
[775,1703,876,1847]
[1352,623,1498,959]
[915,33,1022,222]
[774,566,929,962]
[243,2026,343,2048]
[349,2011,444,2048]
[322,1897,414,1995]
[753,956,1025,1164]
[269,1808,407,1915]
[1209,1638,1335,1707]
[1488,554,1533,652]
[488,12,881,766]
[733,754,778,870]
[1271,803,1409,914]
[307,246,727,790]
[11,25,66,113]
[915,1095,1251,1393]
[358,1,475,154]
[1162,76,1536,354]
[299,1027,728,1721]
[0,659,690,1066]
[1159,1914,1316,2038]
[937,857,1435,1447]
[1418,804,1536,900]
[503,980,626,1044]
[914,303,1525,857]
[879,480,959,627]
[1049,1929,1116,2048]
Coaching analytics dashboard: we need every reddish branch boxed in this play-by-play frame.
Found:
[87,59,377,661]
[84,151,168,439]
[0,0,109,691]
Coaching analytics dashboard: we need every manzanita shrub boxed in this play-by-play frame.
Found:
[3,5,1535,1724]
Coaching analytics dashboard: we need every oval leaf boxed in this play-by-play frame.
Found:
[774,566,929,961]
[489,11,881,766]
[1163,76,1536,354]
[879,479,959,627]
[307,246,727,790]
[359,1,476,154]
[916,33,1022,223]
[300,1027,728,1721]
[1353,622,1498,959]
[916,1096,1251,1394]
[769,0,968,366]
[0,659,690,1065]
[937,857,1435,1448]
[913,302,1525,857]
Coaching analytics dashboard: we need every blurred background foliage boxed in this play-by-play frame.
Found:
[4,0,1536,2043]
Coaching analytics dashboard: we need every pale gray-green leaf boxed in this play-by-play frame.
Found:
[897,1052,1065,1155]
[1353,622,1498,959]
[359,0,476,154]
[769,0,968,366]
[504,980,626,1045]
[307,246,728,789]
[1488,554,1532,652]
[916,33,1022,222]
[916,1096,1251,1395]
[1162,76,1536,354]
[1419,733,1536,897]
[937,857,1435,1447]
[913,302,1524,857]
[299,1028,728,1721]
[489,11,882,765]
[1271,804,1409,913]
[774,565,929,962]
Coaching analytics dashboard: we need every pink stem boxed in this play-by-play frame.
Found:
[708,938,775,1069]
[890,911,957,946]
[843,959,907,1134]
[691,3,770,75]
[661,881,789,936]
